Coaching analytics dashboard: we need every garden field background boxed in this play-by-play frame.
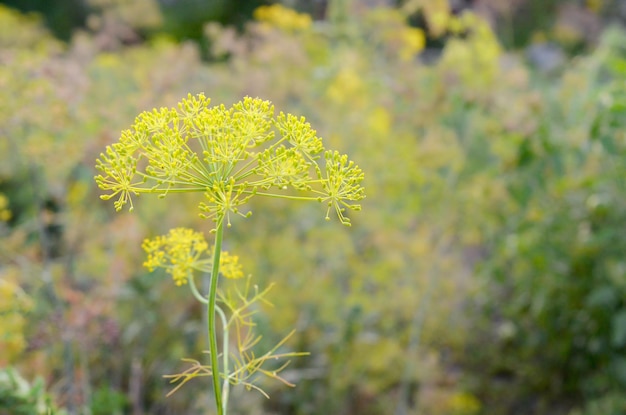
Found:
[1,0,626,414]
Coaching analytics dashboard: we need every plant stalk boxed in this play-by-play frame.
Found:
[216,306,230,415]
[208,218,225,415]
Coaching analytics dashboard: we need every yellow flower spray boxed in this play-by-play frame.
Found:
[95,94,365,415]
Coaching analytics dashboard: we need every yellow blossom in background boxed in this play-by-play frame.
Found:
[326,66,364,105]
[219,251,244,280]
[0,4,61,50]
[367,106,391,137]
[449,391,481,415]
[552,22,584,47]
[438,12,501,89]
[253,4,312,32]
[0,274,33,365]
[94,52,123,69]
[586,0,604,13]
[417,125,464,172]
[66,182,89,209]
[399,26,426,61]
[417,0,451,37]
[0,193,11,222]
[365,7,425,61]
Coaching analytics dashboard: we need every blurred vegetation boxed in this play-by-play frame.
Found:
[0,0,268,41]
[1,0,625,414]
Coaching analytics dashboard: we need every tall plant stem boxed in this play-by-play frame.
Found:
[208,217,225,415]
[188,276,231,414]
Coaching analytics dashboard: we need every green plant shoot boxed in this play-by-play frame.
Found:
[94,93,365,415]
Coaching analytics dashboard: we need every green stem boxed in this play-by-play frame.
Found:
[216,306,230,415]
[188,265,230,414]
[208,218,225,415]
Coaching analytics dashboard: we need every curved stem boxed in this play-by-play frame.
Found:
[208,218,225,415]
[188,273,208,304]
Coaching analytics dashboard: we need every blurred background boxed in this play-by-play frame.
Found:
[1,0,626,414]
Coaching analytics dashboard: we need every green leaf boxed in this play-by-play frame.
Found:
[586,285,618,308]
[611,310,626,348]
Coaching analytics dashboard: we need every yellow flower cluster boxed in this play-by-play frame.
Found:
[322,151,365,223]
[143,228,209,286]
[95,93,365,226]
[253,4,312,32]
[142,228,244,285]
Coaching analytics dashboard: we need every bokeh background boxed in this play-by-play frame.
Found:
[1,0,626,414]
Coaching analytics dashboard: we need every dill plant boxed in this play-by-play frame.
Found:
[94,93,364,414]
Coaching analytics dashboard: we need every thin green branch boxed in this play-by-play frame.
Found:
[188,273,208,304]
[243,191,322,201]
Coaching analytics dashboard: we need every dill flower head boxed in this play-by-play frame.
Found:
[142,228,209,286]
[96,93,365,226]
[142,227,244,285]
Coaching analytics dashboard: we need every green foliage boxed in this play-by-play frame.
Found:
[90,385,128,415]
[460,26,626,413]
[570,392,626,415]
[0,367,67,415]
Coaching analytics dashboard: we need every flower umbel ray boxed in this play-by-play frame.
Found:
[95,145,144,211]
[317,150,365,225]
